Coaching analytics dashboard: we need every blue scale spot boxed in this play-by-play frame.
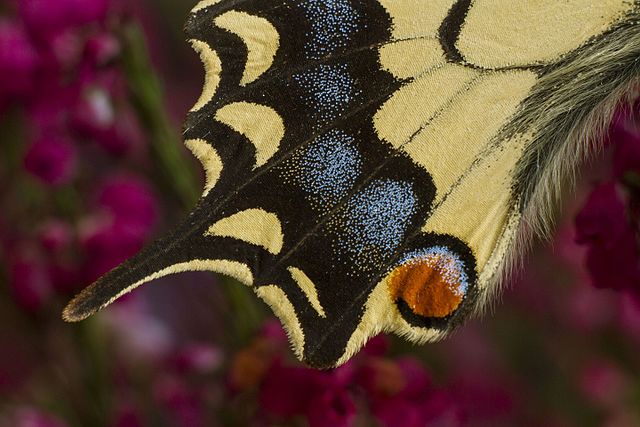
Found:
[293,64,361,128]
[299,0,360,59]
[336,180,418,265]
[400,247,470,296]
[300,129,361,205]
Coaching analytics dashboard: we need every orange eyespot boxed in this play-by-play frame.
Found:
[388,249,468,319]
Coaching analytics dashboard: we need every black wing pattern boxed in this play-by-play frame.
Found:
[65,0,640,368]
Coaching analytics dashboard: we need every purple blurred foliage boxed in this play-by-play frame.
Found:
[0,20,39,103]
[575,106,640,294]
[2,407,69,427]
[154,375,205,427]
[23,136,77,185]
[8,252,53,313]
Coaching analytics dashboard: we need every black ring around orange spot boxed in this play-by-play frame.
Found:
[389,258,465,319]
[387,236,477,330]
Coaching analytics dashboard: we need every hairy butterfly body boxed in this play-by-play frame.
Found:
[65,0,640,368]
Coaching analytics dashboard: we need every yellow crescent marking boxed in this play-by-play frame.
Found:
[184,139,223,196]
[215,102,284,168]
[373,64,479,149]
[214,11,280,85]
[206,208,284,255]
[191,0,223,13]
[288,267,326,318]
[404,70,538,199]
[104,259,254,310]
[458,0,633,68]
[189,40,222,112]
[378,0,456,39]
[256,285,305,359]
[379,38,445,80]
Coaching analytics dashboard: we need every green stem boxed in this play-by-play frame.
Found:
[119,24,200,210]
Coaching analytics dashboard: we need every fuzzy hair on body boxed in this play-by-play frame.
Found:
[479,5,640,316]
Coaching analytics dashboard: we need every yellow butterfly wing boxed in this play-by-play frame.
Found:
[65,0,640,368]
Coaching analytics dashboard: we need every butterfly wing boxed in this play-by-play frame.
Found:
[65,0,640,368]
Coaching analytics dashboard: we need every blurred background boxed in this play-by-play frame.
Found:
[1,0,640,426]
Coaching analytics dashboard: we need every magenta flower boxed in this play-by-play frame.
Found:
[260,362,325,418]
[9,254,54,313]
[619,291,640,345]
[0,20,39,102]
[97,175,158,233]
[27,83,78,134]
[23,136,77,186]
[79,217,147,281]
[94,107,146,156]
[38,220,73,253]
[420,390,465,427]
[306,387,356,427]
[611,111,640,178]
[368,358,455,427]
[111,402,144,427]
[575,182,640,291]
[579,359,629,409]
[7,407,68,427]
[373,397,423,427]
[154,376,204,427]
[85,32,121,66]
[20,0,110,41]
[170,343,223,375]
[449,375,513,422]
[79,174,158,280]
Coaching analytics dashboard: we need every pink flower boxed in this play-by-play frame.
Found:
[78,175,158,279]
[38,220,73,253]
[361,334,390,357]
[306,387,356,427]
[396,357,433,399]
[421,390,465,427]
[611,111,640,178]
[575,183,629,250]
[260,359,357,425]
[373,397,423,427]
[356,358,408,399]
[20,0,110,41]
[260,319,290,347]
[0,20,39,101]
[94,108,146,156]
[79,217,147,281]
[97,175,158,233]
[575,182,640,291]
[85,32,120,66]
[154,376,204,427]
[7,407,68,427]
[23,136,77,186]
[9,254,53,313]
[71,86,115,137]
[27,83,78,134]
[619,291,640,345]
[449,375,513,421]
[260,362,326,418]
[170,343,223,375]
[373,389,464,427]
[102,298,173,362]
[111,402,144,427]
[579,359,628,409]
